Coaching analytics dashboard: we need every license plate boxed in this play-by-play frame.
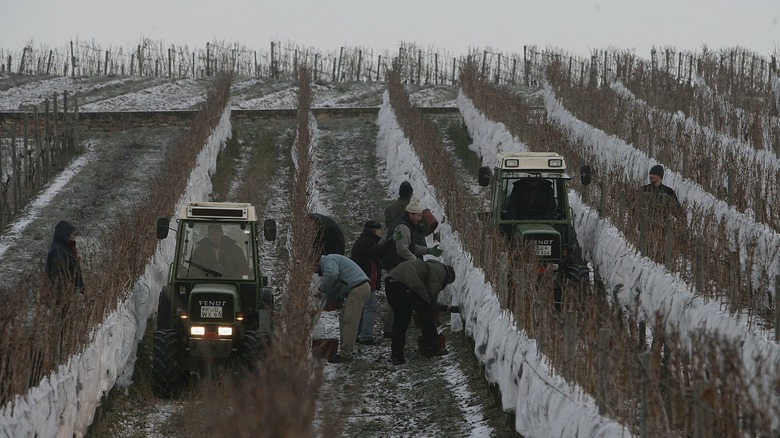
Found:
[535,245,552,256]
[200,305,223,318]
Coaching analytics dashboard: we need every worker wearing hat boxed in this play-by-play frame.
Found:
[381,197,443,270]
[380,197,444,339]
[642,164,682,215]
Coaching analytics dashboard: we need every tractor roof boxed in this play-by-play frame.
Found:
[179,202,257,221]
[494,152,567,172]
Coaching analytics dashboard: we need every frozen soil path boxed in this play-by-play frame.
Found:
[86,117,300,438]
[311,113,515,437]
[0,126,184,292]
[1,75,514,436]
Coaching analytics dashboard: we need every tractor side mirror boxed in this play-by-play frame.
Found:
[156,217,171,239]
[478,167,491,187]
[580,165,592,186]
[263,219,277,241]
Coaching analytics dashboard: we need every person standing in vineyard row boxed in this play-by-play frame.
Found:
[350,220,393,345]
[380,197,443,338]
[384,180,429,247]
[45,220,85,302]
[642,164,683,218]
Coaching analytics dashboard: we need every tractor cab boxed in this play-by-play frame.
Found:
[479,152,591,282]
[151,201,277,398]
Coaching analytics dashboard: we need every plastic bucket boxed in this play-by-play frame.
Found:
[412,311,442,328]
[416,334,446,354]
[311,338,339,359]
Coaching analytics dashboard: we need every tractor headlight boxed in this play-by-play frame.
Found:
[548,158,563,167]
[218,327,233,336]
[190,326,205,336]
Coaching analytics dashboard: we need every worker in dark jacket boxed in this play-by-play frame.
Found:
[380,197,443,338]
[381,197,442,270]
[308,213,346,255]
[384,181,429,247]
[45,220,85,302]
[384,181,414,228]
[642,164,683,218]
[385,259,455,365]
[350,220,392,345]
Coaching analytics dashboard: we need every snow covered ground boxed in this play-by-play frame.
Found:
[5,70,778,436]
[0,77,501,437]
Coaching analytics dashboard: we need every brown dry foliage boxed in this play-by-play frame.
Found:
[384,59,780,435]
[544,55,780,230]
[209,66,343,438]
[458,60,780,435]
[0,72,233,407]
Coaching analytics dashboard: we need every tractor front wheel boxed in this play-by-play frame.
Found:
[152,329,187,398]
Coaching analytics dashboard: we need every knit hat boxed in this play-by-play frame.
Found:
[363,220,382,230]
[399,181,413,197]
[649,164,664,178]
[405,197,424,214]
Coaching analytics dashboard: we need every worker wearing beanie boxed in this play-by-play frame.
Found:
[384,181,414,228]
[384,181,429,247]
[381,196,443,339]
[642,164,682,215]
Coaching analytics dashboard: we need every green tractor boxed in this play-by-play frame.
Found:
[152,201,276,398]
[478,152,591,302]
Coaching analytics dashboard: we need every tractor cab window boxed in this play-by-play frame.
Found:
[177,221,255,280]
[503,177,559,220]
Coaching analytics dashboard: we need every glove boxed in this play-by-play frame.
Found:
[392,230,402,241]
[428,245,443,257]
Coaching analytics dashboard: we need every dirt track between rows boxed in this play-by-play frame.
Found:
[34,81,519,437]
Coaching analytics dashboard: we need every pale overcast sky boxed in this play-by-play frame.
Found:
[1,0,778,57]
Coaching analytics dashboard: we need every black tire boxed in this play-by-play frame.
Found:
[241,329,267,371]
[156,287,172,330]
[152,329,187,398]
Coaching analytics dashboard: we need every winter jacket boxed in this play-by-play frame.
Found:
[318,254,370,303]
[384,196,428,245]
[381,213,428,270]
[45,220,85,296]
[384,196,411,229]
[386,259,453,305]
[309,213,346,255]
[350,229,392,290]
[642,183,682,217]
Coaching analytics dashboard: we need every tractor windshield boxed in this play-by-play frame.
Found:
[499,175,566,221]
[176,221,255,280]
